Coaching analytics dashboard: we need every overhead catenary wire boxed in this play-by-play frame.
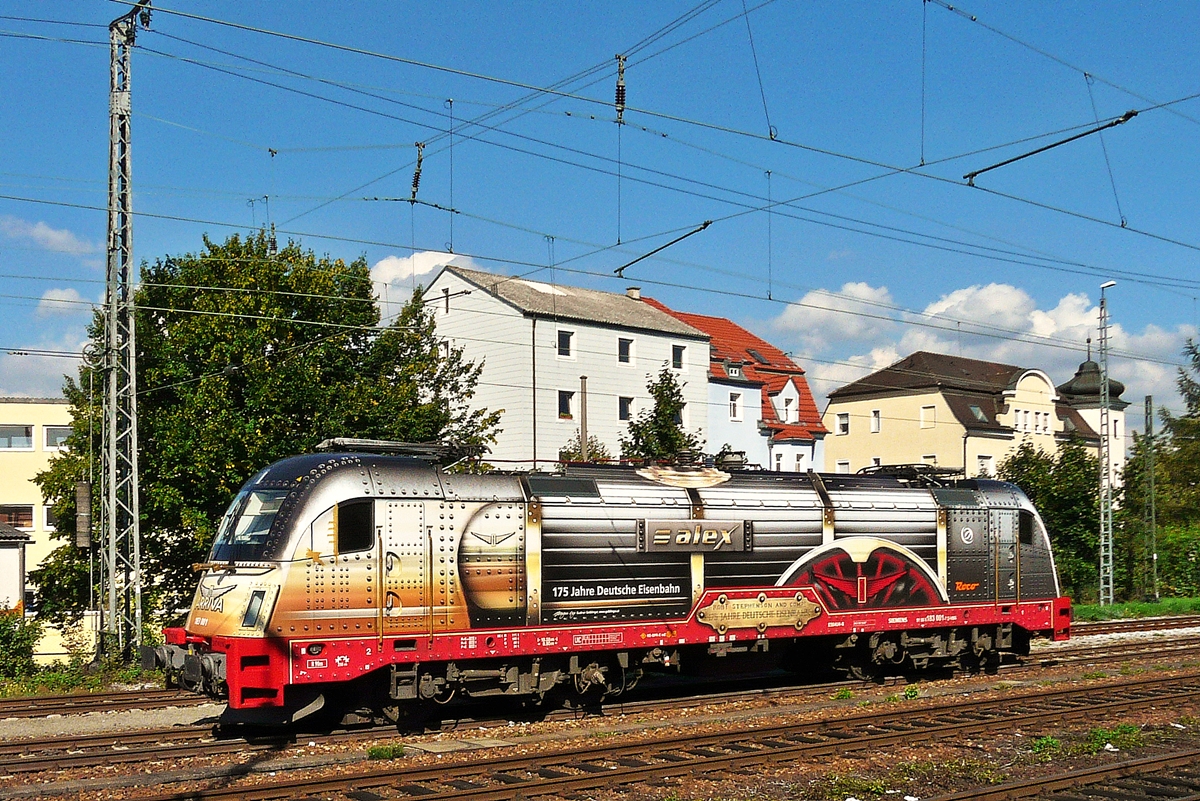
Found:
[0,188,1191,371]
[1085,74,1128,228]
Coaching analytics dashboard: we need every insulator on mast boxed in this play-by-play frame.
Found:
[410,142,425,201]
[615,54,627,125]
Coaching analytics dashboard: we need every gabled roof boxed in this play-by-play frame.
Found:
[828,351,1027,399]
[642,299,828,440]
[641,301,801,377]
[438,266,708,339]
[0,522,30,543]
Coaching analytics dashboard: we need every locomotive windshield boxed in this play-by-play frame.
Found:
[209,489,290,562]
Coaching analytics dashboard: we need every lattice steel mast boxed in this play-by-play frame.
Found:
[103,1,151,655]
[1098,281,1116,606]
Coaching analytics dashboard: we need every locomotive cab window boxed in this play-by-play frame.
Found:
[210,489,289,562]
[337,500,374,553]
[1019,510,1035,545]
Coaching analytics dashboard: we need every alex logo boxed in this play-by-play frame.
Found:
[642,519,746,552]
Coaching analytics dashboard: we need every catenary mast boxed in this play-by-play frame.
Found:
[103,1,151,655]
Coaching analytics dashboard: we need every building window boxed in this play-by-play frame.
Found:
[673,403,686,427]
[557,330,574,358]
[969,404,988,423]
[920,405,935,429]
[672,344,686,370]
[783,397,795,423]
[870,409,881,433]
[775,453,783,472]
[45,505,58,531]
[0,425,33,450]
[0,505,33,529]
[922,454,937,465]
[836,460,851,474]
[727,363,742,378]
[795,453,805,471]
[1023,410,1030,432]
[618,337,633,364]
[836,412,849,436]
[558,390,574,419]
[977,455,993,477]
[1034,411,1042,433]
[44,425,71,450]
[729,392,742,422]
[618,396,634,421]
[872,456,882,467]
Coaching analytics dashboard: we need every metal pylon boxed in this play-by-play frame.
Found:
[103,2,150,655]
[1098,283,1115,606]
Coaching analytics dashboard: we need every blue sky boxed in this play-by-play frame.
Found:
[3,1,1200,437]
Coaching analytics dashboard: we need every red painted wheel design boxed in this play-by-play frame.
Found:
[783,544,944,610]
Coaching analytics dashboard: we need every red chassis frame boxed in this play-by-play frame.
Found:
[165,587,1071,710]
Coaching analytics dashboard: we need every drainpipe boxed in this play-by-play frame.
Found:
[579,375,589,462]
[531,318,538,468]
[962,430,970,478]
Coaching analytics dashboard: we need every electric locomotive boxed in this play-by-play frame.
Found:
[144,440,1071,725]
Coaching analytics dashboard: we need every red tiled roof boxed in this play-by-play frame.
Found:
[643,297,827,440]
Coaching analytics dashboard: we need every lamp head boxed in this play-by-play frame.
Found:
[1101,280,1116,289]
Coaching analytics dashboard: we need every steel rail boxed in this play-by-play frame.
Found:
[927,746,1200,801]
[124,672,1200,801]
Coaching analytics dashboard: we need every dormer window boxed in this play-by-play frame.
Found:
[726,360,742,378]
[969,405,987,423]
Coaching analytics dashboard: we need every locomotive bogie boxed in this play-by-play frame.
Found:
[145,453,1071,725]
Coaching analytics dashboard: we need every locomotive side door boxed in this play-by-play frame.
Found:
[378,500,430,638]
[991,509,1019,602]
[945,506,990,603]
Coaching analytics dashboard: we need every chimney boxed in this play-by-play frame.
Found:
[626,286,641,300]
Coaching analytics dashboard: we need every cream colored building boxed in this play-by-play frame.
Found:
[0,397,72,579]
[821,352,1125,478]
[0,397,96,661]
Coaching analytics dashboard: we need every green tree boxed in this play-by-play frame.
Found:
[558,431,613,463]
[619,366,701,461]
[998,440,1099,601]
[33,232,499,624]
[0,611,40,679]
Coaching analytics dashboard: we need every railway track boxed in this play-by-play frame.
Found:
[928,746,1200,801]
[0,688,206,719]
[1072,614,1200,636]
[0,615,1190,722]
[5,633,1200,777]
[111,670,1200,801]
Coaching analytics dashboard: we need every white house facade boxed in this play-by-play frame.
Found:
[427,267,710,469]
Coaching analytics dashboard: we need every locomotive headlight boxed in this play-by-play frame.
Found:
[306,643,325,656]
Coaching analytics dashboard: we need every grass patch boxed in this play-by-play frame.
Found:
[1030,735,1061,755]
[1072,597,1200,621]
[1081,670,1108,680]
[902,684,920,700]
[832,687,854,700]
[367,743,405,760]
[810,759,1007,800]
[0,662,163,698]
[1081,724,1143,754]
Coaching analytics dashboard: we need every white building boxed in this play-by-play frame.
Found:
[643,301,827,471]
[427,267,710,468]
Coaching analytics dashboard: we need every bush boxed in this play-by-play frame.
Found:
[0,612,41,679]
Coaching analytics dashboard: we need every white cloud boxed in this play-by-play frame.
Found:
[0,215,95,255]
[371,250,480,320]
[772,282,1195,423]
[0,329,87,398]
[774,281,898,351]
[36,287,90,317]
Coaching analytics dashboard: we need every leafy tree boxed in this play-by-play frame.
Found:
[0,611,40,679]
[33,231,499,624]
[558,431,613,463]
[998,440,1098,601]
[619,366,701,461]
